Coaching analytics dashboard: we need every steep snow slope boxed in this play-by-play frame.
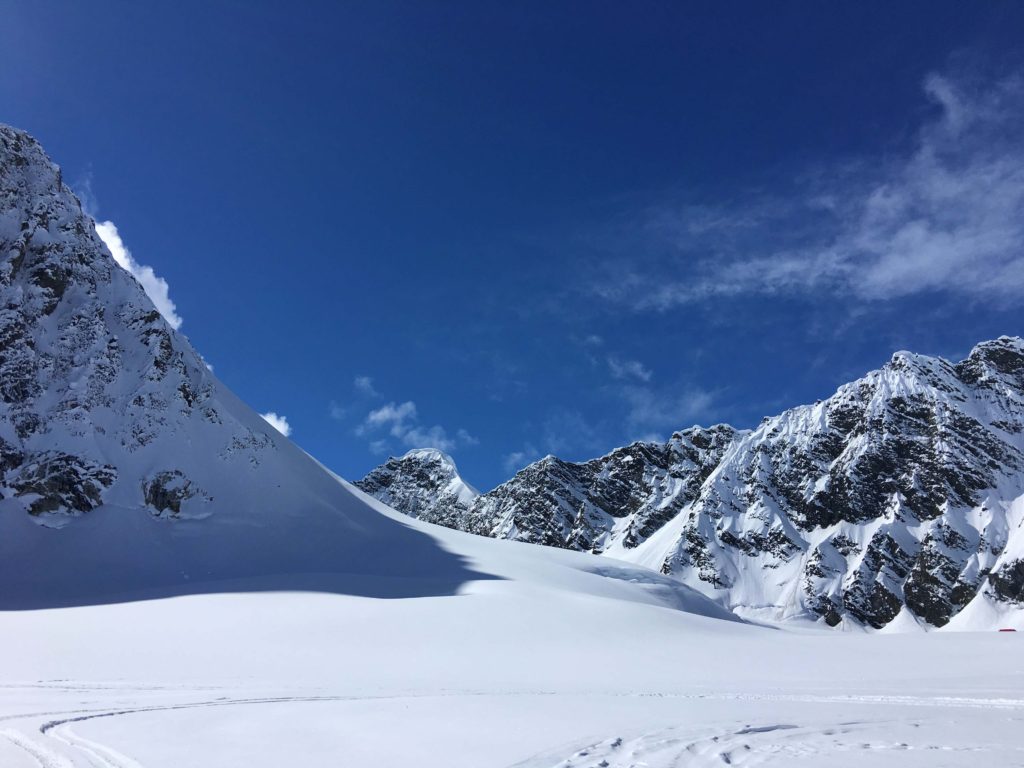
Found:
[361,343,1024,630]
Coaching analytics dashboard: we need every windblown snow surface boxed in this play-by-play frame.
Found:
[0,494,1022,768]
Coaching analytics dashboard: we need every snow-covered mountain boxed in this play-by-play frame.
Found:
[360,341,1024,629]
[0,122,461,606]
[0,122,737,631]
[1,128,1022,768]
[5,120,1021,633]
[356,448,479,525]
[359,426,735,551]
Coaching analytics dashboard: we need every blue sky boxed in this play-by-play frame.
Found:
[3,2,1024,490]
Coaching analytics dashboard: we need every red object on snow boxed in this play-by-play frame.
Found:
[998,628,1017,632]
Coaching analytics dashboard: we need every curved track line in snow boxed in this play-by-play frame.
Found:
[515,692,1024,768]
[47,724,144,768]
[0,709,102,725]
[8,687,1024,768]
[0,728,75,768]
[628,691,1024,710]
[534,716,1023,768]
[538,723,967,768]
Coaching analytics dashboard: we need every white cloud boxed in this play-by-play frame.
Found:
[502,443,540,475]
[607,356,652,382]
[353,375,380,397]
[502,451,527,474]
[358,400,476,454]
[541,409,603,456]
[94,220,183,329]
[403,424,456,451]
[362,401,418,437]
[326,376,385,426]
[598,68,1024,309]
[456,428,480,446]
[74,171,99,217]
[618,384,714,434]
[260,412,292,437]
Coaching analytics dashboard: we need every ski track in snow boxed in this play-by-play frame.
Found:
[516,692,1024,767]
[2,686,1024,767]
[538,722,1005,768]
[1,727,76,768]
[0,687,560,767]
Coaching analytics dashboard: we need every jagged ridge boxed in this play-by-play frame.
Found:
[359,340,1024,629]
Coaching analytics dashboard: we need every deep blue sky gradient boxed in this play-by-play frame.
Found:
[3,2,1023,489]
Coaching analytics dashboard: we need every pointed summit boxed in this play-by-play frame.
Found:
[356,448,479,523]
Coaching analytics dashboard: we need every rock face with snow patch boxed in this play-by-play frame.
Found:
[661,340,1024,629]
[360,341,1024,628]
[355,448,479,526]
[0,124,233,524]
[360,426,735,553]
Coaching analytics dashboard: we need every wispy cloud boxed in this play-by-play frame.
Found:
[328,376,383,422]
[357,400,476,454]
[607,356,652,382]
[595,67,1024,310]
[502,443,541,475]
[507,382,714,470]
[353,375,380,398]
[260,411,292,437]
[540,409,604,456]
[362,401,418,436]
[617,384,715,441]
[74,171,99,216]
[456,428,480,446]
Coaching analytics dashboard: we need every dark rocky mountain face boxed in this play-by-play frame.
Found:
[663,342,1024,629]
[459,425,738,553]
[0,123,257,525]
[0,126,197,521]
[355,448,478,526]
[357,426,736,554]
[360,340,1024,629]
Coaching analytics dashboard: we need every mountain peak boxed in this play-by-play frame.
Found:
[401,447,457,466]
[0,123,46,156]
[355,446,479,524]
[964,335,1024,369]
